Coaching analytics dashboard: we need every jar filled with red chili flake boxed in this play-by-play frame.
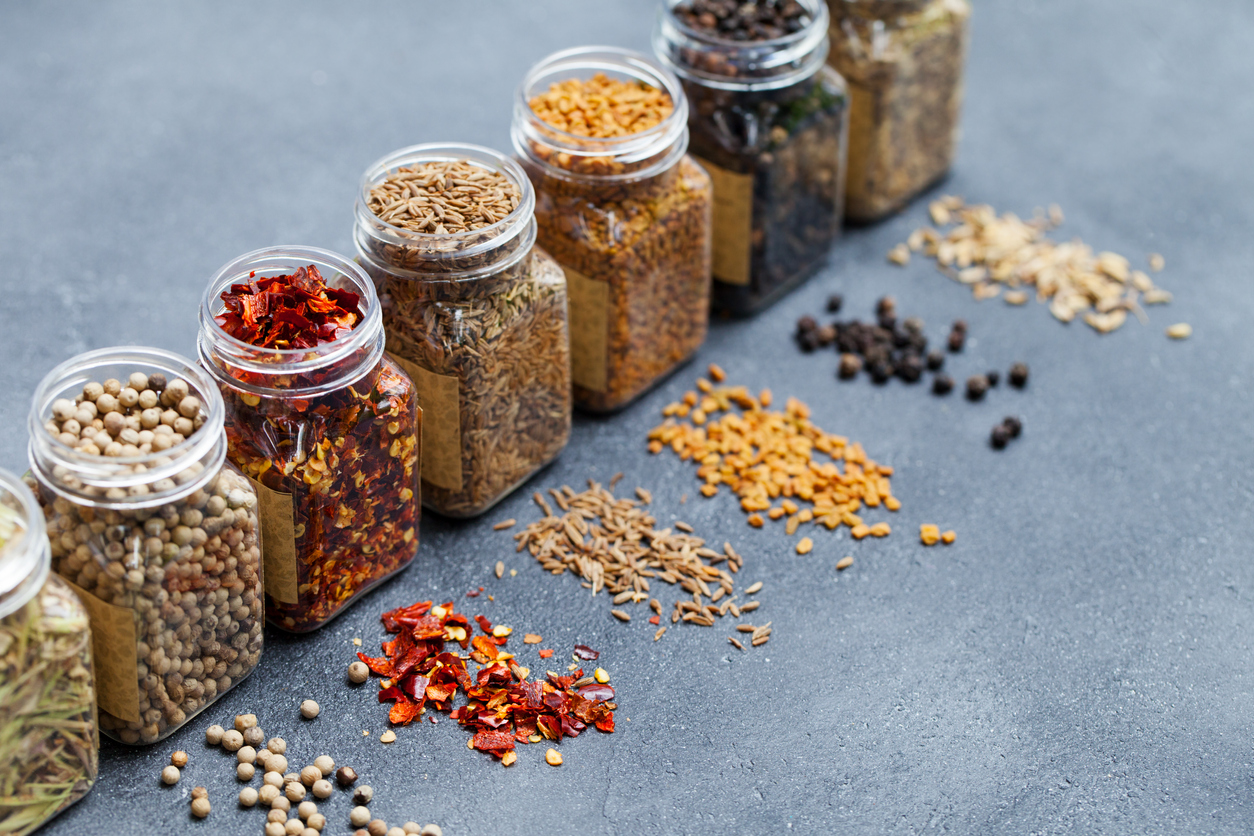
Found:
[354,143,572,518]
[198,246,421,633]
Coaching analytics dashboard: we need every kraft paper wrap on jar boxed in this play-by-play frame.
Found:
[354,143,572,519]
[513,46,713,413]
[199,246,421,633]
[26,347,262,745]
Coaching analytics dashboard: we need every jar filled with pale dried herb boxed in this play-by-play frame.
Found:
[513,46,713,413]
[26,346,263,744]
[355,143,571,518]
[199,246,421,632]
[0,468,97,834]
[825,0,971,222]
[655,0,849,316]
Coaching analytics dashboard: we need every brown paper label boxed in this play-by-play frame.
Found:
[698,157,754,286]
[563,265,609,393]
[249,477,299,604]
[386,351,462,492]
[64,578,139,723]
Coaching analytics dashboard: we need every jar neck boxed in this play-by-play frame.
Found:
[828,0,933,21]
[26,346,228,511]
[354,143,539,281]
[511,46,690,184]
[654,0,831,91]
[198,246,386,398]
[0,469,50,619]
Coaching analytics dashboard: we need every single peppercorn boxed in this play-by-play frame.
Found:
[221,729,244,752]
[244,725,266,747]
[336,766,359,787]
[268,809,287,824]
[161,765,180,785]
[986,370,1000,387]
[238,762,256,781]
[896,354,923,383]
[932,375,954,396]
[966,375,989,401]
[298,800,318,820]
[350,807,372,828]
[990,425,1011,449]
[419,826,443,836]
[837,353,862,379]
[171,750,189,768]
[300,699,321,719]
[267,755,289,775]
[240,787,260,807]
[947,330,965,352]
[926,350,945,371]
[348,660,370,684]
[264,771,284,788]
[285,781,307,802]
[876,296,896,319]
[825,293,843,313]
[353,785,374,805]
[258,785,281,804]
[238,745,257,765]
[191,797,211,818]
[271,796,291,813]
[312,779,333,799]
[307,813,327,831]
[868,362,892,384]
[314,755,334,775]
[191,786,208,800]
[796,315,818,335]
[266,822,286,836]
[951,319,967,334]
[267,737,288,755]
[235,713,258,731]
[285,819,304,836]
[300,765,322,787]
[1008,362,1029,388]
[368,820,388,836]
[1003,415,1023,438]
[205,724,225,746]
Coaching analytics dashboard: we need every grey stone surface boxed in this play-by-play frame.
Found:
[3,0,1253,833]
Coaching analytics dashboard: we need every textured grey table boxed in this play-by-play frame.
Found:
[3,1,1253,834]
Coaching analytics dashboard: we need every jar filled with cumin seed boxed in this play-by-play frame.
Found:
[354,143,572,518]
[655,0,849,316]
[27,346,263,744]
[513,46,713,413]
[199,246,421,632]
[826,0,971,222]
[0,467,97,833]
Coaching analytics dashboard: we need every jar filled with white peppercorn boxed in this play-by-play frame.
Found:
[655,0,849,316]
[0,467,98,833]
[27,347,263,744]
[825,0,971,222]
[354,143,571,518]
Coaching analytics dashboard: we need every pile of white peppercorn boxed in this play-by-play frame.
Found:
[34,370,263,743]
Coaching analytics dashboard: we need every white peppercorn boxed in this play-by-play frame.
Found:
[267,755,289,775]
[300,700,320,719]
[368,819,387,836]
[191,797,211,818]
[348,661,370,684]
[307,813,326,832]
[238,745,257,764]
[268,808,288,824]
[271,796,291,813]
[221,729,244,752]
[402,824,421,835]
[335,767,358,787]
[266,822,286,836]
[256,748,272,769]
[258,784,281,804]
[352,786,373,805]
[302,829,319,836]
[350,806,371,828]
[283,773,300,785]
[161,765,180,785]
[298,801,317,820]
[300,765,322,786]
[387,828,406,836]
[419,826,442,836]
[267,737,288,755]
[244,725,266,747]
[285,819,304,836]
[206,725,225,745]
[285,782,306,802]
[239,787,259,807]
[190,787,208,800]
[313,755,334,775]
[237,762,256,781]
[311,779,332,800]
[264,771,284,788]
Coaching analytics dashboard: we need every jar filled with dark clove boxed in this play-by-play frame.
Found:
[656,0,849,315]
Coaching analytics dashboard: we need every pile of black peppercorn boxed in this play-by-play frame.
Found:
[672,0,810,40]
[991,416,1023,449]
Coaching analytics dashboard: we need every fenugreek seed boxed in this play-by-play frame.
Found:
[610,609,631,622]
[796,537,814,554]
[545,748,563,766]
[495,561,505,579]
[836,556,854,570]
[161,765,180,785]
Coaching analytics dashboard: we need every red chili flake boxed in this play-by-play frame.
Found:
[474,615,494,634]
[216,265,363,349]
[466,589,481,598]
[572,644,600,661]
[538,649,554,659]
[359,599,618,763]
[648,615,660,625]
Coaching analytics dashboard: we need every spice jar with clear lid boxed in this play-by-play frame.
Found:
[513,46,713,413]
[199,246,421,632]
[26,346,262,744]
[655,0,849,316]
[354,143,571,518]
[0,467,98,833]
[826,0,971,222]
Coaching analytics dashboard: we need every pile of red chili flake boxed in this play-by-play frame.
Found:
[216,264,362,348]
[357,600,616,765]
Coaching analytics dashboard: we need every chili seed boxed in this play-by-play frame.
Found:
[1008,362,1029,388]
[380,731,397,744]
[545,748,563,766]
[942,530,957,544]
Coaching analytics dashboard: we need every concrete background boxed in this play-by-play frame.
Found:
[3,1,1253,834]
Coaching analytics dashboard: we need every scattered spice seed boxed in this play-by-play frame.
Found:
[300,700,320,720]
[1166,323,1192,339]
[836,556,853,571]
[611,609,631,622]
[894,196,1174,333]
[942,530,956,544]
[796,537,813,555]
[1008,362,1030,388]
[545,748,563,767]
[744,581,762,595]
[1149,254,1165,272]
[728,637,745,650]
[494,561,505,579]
[493,519,517,531]
[379,731,396,744]
[523,634,543,644]
[349,661,370,684]
[161,766,180,785]
[171,751,189,769]
[654,627,667,641]
[920,524,941,546]
[240,787,259,807]
[932,375,954,396]
[966,375,989,401]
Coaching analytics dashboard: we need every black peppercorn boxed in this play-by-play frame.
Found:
[796,315,818,335]
[966,375,989,401]
[1002,415,1022,438]
[990,425,1010,449]
[826,294,843,313]
[947,330,965,352]
[815,325,837,347]
[798,330,821,352]
[903,316,924,335]
[896,354,923,383]
[986,370,1000,387]
[926,350,945,371]
[1008,362,1029,388]
[838,353,862,379]
[869,362,892,384]
[876,296,896,319]
[951,319,967,334]
[932,375,954,395]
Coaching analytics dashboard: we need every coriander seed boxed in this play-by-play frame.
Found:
[300,699,320,719]
[161,765,180,785]
[171,750,189,768]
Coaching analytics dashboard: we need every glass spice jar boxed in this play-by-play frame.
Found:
[198,246,421,632]
[655,0,849,316]
[26,347,263,744]
[512,46,713,413]
[354,143,571,518]
[825,0,971,222]
[0,468,98,834]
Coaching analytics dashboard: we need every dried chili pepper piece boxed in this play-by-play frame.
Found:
[577,684,615,702]
[216,265,363,349]
[572,644,600,661]
[538,648,554,659]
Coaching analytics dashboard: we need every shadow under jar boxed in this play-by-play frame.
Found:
[513,46,713,413]
[199,246,421,632]
[27,347,262,744]
[354,143,571,519]
[655,0,848,317]
[0,467,97,833]
[826,0,971,223]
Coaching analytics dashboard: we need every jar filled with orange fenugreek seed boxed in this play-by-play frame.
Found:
[825,0,971,222]
[354,143,571,518]
[513,46,713,413]
[0,467,98,833]
[198,246,421,632]
[655,0,849,316]
[27,347,262,743]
